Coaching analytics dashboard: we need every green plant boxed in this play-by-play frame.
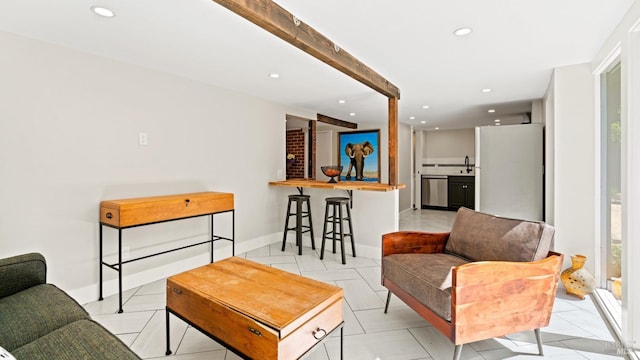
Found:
[610,243,622,278]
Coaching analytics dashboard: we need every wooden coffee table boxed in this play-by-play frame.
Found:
[165,257,344,359]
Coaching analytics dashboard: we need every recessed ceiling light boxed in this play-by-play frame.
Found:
[268,73,280,79]
[482,88,492,93]
[494,119,501,122]
[488,109,496,113]
[420,121,426,124]
[435,127,440,130]
[91,6,115,18]
[349,112,356,117]
[422,105,430,109]
[338,100,346,104]
[495,123,501,126]
[453,27,473,37]
[409,116,415,120]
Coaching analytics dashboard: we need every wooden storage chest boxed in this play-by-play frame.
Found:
[166,257,343,359]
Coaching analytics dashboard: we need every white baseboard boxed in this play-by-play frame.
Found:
[354,242,381,261]
[70,232,281,305]
[71,232,382,305]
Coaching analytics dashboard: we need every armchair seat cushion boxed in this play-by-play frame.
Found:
[383,253,468,321]
[0,284,90,351]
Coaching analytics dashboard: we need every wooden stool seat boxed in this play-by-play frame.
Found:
[320,197,355,264]
[281,194,315,255]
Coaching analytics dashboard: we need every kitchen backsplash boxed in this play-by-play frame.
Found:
[421,157,475,176]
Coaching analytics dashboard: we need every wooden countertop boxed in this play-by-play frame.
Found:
[268,179,405,192]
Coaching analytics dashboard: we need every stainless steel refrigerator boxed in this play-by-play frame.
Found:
[474,123,543,221]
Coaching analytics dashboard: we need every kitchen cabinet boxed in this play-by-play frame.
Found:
[448,176,475,210]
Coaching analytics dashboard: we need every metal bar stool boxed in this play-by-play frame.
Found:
[320,197,355,264]
[281,194,315,255]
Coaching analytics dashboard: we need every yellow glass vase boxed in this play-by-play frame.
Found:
[561,254,596,299]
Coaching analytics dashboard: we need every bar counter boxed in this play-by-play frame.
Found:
[268,179,405,192]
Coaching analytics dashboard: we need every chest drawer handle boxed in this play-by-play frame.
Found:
[185,199,190,207]
[312,327,327,340]
[105,212,113,219]
[248,327,262,337]
[172,288,182,295]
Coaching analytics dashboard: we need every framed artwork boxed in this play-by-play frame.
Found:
[338,129,380,182]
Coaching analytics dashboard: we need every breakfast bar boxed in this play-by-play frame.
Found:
[268,179,404,207]
[269,179,405,260]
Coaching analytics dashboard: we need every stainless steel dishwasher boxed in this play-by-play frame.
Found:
[421,175,448,208]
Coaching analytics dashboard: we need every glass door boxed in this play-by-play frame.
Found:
[600,61,622,326]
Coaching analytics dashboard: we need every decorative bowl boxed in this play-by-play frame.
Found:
[321,166,343,183]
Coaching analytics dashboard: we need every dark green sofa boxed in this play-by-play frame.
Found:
[0,253,140,359]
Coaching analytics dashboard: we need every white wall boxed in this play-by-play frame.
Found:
[423,128,475,160]
[422,128,475,176]
[546,63,596,272]
[0,31,316,303]
[543,78,556,226]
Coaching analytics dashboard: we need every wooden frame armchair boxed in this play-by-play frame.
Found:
[381,208,563,360]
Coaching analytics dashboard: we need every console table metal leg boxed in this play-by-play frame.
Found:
[117,228,123,314]
[165,308,172,355]
[340,326,344,360]
[210,214,214,263]
[99,224,103,301]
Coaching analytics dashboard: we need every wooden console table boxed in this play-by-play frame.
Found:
[99,191,234,313]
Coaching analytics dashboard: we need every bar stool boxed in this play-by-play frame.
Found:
[281,194,315,255]
[320,197,355,265]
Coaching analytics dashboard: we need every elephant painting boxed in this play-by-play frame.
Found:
[344,141,374,181]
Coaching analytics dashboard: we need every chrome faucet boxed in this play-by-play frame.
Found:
[465,156,472,173]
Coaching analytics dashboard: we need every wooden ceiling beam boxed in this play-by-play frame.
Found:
[210,0,400,99]
[317,114,358,129]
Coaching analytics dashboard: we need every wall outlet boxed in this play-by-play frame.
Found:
[138,132,148,146]
[123,246,130,259]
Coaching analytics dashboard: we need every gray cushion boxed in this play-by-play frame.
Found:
[0,284,90,351]
[383,253,468,321]
[445,207,554,262]
[12,319,141,360]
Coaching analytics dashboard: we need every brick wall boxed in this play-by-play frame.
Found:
[286,129,305,179]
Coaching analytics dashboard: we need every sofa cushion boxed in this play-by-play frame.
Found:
[0,253,46,299]
[383,253,468,321]
[445,207,554,262]
[12,319,140,360]
[0,284,90,351]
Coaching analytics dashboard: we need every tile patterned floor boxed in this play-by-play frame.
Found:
[84,209,624,359]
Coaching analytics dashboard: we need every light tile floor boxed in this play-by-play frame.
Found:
[84,209,625,359]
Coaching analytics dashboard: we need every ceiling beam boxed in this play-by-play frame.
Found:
[317,114,358,129]
[210,0,400,99]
